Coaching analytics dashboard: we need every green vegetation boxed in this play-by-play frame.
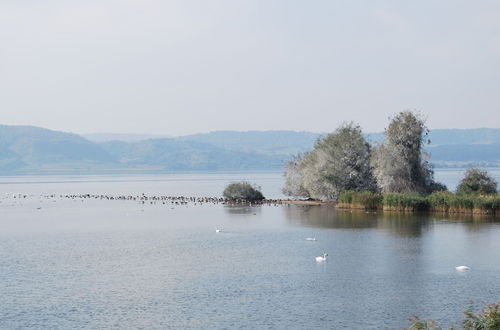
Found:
[223,181,265,201]
[407,302,500,330]
[338,191,500,215]
[456,168,498,195]
[338,191,382,210]
[383,193,430,212]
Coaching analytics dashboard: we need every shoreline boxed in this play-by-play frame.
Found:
[3,192,499,217]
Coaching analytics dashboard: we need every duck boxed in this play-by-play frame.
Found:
[455,265,470,271]
[315,253,328,262]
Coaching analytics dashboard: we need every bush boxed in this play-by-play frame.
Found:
[457,168,497,195]
[223,181,265,201]
[407,302,500,330]
[462,302,500,330]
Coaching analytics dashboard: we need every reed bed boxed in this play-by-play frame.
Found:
[338,191,500,215]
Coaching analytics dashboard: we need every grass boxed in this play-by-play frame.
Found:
[338,191,382,210]
[338,191,500,215]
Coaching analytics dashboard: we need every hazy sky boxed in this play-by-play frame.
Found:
[1,1,499,135]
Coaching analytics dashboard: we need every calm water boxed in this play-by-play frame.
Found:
[1,172,500,329]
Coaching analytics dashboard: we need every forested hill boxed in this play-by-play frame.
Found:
[1,125,500,174]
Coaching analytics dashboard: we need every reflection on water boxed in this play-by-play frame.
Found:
[379,212,431,237]
[282,205,500,237]
[223,205,262,215]
[2,174,500,329]
[283,205,378,229]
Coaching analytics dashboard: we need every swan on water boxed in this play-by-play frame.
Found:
[215,228,222,233]
[315,253,328,262]
[305,237,317,241]
[455,265,470,271]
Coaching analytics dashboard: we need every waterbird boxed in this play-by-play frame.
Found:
[215,228,222,233]
[305,237,317,241]
[315,253,328,262]
[455,265,470,271]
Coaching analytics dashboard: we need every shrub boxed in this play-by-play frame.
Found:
[406,302,500,330]
[457,168,497,195]
[223,181,264,201]
[429,181,448,193]
[462,302,500,330]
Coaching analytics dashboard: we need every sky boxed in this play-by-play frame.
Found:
[1,0,499,136]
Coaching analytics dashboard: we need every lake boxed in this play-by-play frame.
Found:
[1,171,500,329]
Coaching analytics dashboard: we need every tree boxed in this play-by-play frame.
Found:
[283,122,377,201]
[372,111,440,194]
[223,181,265,201]
[282,152,310,198]
[456,168,497,195]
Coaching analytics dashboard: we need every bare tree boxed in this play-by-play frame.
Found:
[282,152,310,198]
[371,111,436,193]
[283,122,377,201]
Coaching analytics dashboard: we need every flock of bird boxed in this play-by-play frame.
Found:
[1,193,286,207]
[3,192,470,270]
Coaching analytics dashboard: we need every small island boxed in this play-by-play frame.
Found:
[280,111,499,216]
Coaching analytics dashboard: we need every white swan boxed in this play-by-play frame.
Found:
[315,253,328,262]
[305,237,317,241]
[455,265,470,271]
[215,228,222,233]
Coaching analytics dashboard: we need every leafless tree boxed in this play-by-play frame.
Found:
[371,111,435,193]
[283,122,377,201]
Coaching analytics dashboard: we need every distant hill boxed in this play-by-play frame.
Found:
[0,125,117,173]
[177,130,322,155]
[427,143,500,167]
[366,128,500,167]
[366,128,500,146]
[83,133,171,142]
[427,128,500,146]
[100,138,285,171]
[1,125,500,174]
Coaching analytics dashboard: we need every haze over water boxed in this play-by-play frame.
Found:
[1,172,500,329]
